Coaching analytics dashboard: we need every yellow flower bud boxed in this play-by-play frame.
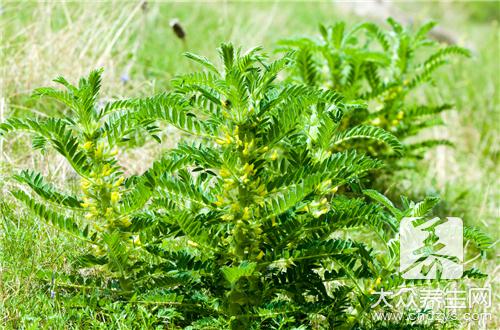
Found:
[397,111,404,120]
[256,250,265,260]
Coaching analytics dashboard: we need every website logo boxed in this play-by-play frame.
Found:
[400,217,463,279]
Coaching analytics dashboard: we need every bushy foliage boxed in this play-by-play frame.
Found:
[278,19,471,165]
[1,22,490,329]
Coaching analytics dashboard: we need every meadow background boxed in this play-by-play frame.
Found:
[0,1,498,328]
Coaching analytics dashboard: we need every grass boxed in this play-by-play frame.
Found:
[0,1,498,328]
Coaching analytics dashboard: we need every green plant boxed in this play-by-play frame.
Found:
[278,18,471,165]
[1,43,490,329]
[0,69,168,294]
[1,44,400,328]
[153,44,408,328]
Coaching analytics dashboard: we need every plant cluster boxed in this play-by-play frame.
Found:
[279,18,471,168]
[1,19,491,329]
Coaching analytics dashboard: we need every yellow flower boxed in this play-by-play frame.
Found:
[80,179,91,190]
[221,214,234,222]
[230,202,240,213]
[256,184,267,196]
[256,250,265,260]
[187,240,199,247]
[105,207,113,217]
[132,235,141,246]
[110,191,120,203]
[242,140,254,156]
[312,207,329,218]
[391,119,399,126]
[242,163,254,176]
[93,224,103,232]
[375,277,382,286]
[214,195,225,207]
[220,168,231,178]
[240,174,250,184]
[102,164,112,176]
[396,111,404,120]
[120,216,132,227]
[83,141,93,150]
[242,207,251,220]
[95,143,104,158]
[270,150,278,161]
[317,179,332,192]
[113,177,125,187]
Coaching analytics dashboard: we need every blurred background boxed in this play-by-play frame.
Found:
[0,0,498,327]
[2,0,497,234]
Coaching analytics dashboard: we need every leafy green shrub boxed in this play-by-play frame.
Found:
[0,69,165,294]
[152,44,407,328]
[1,43,489,329]
[278,19,470,166]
